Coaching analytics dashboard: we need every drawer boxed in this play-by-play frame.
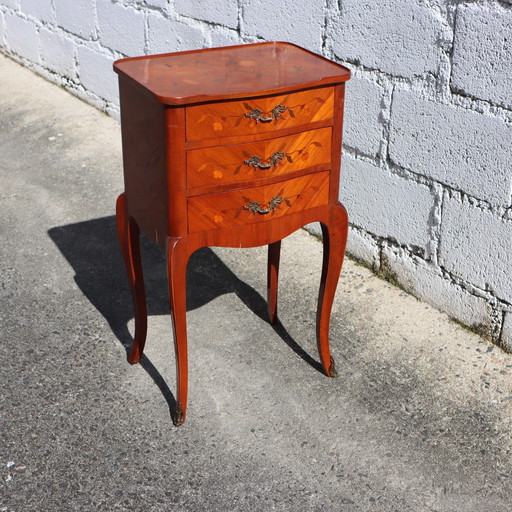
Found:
[186,87,334,142]
[187,171,329,233]
[187,127,331,189]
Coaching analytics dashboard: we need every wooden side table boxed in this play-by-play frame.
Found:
[113,42,350,426]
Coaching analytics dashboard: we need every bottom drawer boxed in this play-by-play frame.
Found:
[187,171,329,233]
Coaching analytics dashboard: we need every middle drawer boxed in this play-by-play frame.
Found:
[187,127,331,190]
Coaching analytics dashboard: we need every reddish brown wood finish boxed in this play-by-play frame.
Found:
[116,193,148,364]
[113,41,350,105]
[186,127,331,189]
[118,78,168,244]
[317,203,349,378]
[267,240,281,324]
[113,42,350,426]
[184,118,333,152]
[187,171,329,233]
[186,87,334,141]
[166,237,190,426]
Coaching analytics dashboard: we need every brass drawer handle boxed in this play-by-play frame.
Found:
[244,151,286,169]
[244,104,287,123]
[244,196,284,215]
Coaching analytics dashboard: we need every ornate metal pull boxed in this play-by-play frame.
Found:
[244,196,284,215]
[244,151,286,169]
[244,104,287,123]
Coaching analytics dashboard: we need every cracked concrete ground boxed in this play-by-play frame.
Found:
[1,53,511,511]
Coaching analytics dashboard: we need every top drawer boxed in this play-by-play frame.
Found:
[186,87,334,142]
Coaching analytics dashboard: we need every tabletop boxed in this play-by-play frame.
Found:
[113,41,351,105]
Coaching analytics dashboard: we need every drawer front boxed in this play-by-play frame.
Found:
[186,87,334,142]
[187,127,331,189]
[187,171,329,233]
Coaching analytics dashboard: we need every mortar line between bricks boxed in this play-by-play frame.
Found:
[450,90,512,119]
[337,55,512,121]
[377,244,509,339]
[342,145,512,216]
[380,82,395,164]
[320,0,330,56]
[40,23,100,48]
[236,0,243,35]
[7,9,102,51]
[400,175,510,219]
[446,2,458,92]
[426,183,444,265]
[333,56,432,87]
[355,223,492,306]
[437,261,511,308]
[143,9,149,55]
[91,0,99,41]
[344,224,386,272]
[377,242,384,273]
[346,206,511,317]
[497,0,512,11]
[497,311,507,346]
[347,222,426,260]
[129,3,168,16]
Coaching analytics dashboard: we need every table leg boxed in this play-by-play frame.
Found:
[267,240,281,324]
[166,236,190,426]
[316,203,349,378]
[116,193,148,364]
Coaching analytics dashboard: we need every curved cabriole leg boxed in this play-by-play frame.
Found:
[317,203,349,378]
[267,240,282,325]
[167,236,190,427]
[116,193,148,365]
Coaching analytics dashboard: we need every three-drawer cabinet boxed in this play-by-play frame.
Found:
[114,42,351,425]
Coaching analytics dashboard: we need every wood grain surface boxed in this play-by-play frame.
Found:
[187,171,329,233]
[186,87,333,141]
[113,41,350,105]
[186,127,331,189]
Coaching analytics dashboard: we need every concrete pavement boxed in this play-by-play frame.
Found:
[1,54,511,511]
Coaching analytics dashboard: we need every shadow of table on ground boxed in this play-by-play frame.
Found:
[48,215,323,417]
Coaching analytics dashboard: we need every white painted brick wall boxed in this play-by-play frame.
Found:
[147,12,205,54]
[0,10,5,46]
[332,0,446,78]
[55,0,96,40]
[210,26,240,48]
[96,0,145,56]
[501,314,512,353]
[5,12,39,62]
[19,0,54,24]
[243,0,324,52]
[344,227,380,271]
[381,246,494,337]
[344,77,383,156]
[142,0,169,9]
[0,0,510,351]
[77,44,118,104]
[389,89,512,206]
[439,196,512,303]
[176,0,238,30]
[339,155,433,251]
[39,27,74,78]
[452,3,512,109]
[2,0,17,9]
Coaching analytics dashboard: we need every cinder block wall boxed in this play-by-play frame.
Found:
[1,0,511,351]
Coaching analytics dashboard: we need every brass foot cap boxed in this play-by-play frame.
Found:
[328,356,338,378]
[173,402,185,427]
